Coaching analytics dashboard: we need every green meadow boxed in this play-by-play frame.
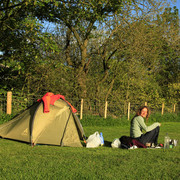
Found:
[0,114,180,180]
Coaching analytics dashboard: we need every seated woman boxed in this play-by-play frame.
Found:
[130,106,161,146]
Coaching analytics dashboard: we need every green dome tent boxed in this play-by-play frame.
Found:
[0,99,85,147]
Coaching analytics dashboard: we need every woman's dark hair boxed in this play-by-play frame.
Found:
[131,106,150,124]
[136,106,150,119]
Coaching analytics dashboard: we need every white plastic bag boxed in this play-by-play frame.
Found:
[86,131,101,148]
[111,138,121,148]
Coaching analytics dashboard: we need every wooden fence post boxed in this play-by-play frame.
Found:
[173,104,176,113]
[104,101,108,119]
[80,99,83,120]
[162,103,164,115]
[128,102,130,120]
[6,91,12,114]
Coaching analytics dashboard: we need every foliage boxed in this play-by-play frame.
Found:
[79,113,180,127]
[155,6,180,100]
[0,114,14,124]
[149,112,180,123]
[0,1,179,115]
[167,83,180,104]
[80,114,130,127]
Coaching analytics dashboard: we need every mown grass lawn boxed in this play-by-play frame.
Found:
[0,122,180,180]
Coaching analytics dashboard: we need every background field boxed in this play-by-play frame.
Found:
[0,113,180,180]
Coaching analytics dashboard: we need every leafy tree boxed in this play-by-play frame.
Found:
[0,0,179,116]
[33,0,133,99]
[0,0,62,94]
[155,6,180,100]
[92,1,173,112]
[0,0,38,91]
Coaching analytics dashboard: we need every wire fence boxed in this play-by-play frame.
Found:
[0,92,179,119]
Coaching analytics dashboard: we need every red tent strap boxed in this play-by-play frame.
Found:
[37,92,77,113]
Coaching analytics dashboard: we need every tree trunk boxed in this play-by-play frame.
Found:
[77,70,87,99]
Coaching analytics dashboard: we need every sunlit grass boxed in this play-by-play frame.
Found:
[0,121,179,179]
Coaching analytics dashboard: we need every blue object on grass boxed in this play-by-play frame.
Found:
[100,132,104,146]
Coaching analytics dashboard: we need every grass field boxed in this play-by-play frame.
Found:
[0,119,180,180]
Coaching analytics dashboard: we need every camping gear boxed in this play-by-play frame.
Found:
[169,139,178,148]
[146,143,151,147]
[120,136,147,149]
[129,145,138,149]
[37,92,77,113]
[86,131,101,148]
[100,132,104,146]
[111,138,121,148]
[164,133,170,149]
[172,139,178,146]
[0,96,85,147]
